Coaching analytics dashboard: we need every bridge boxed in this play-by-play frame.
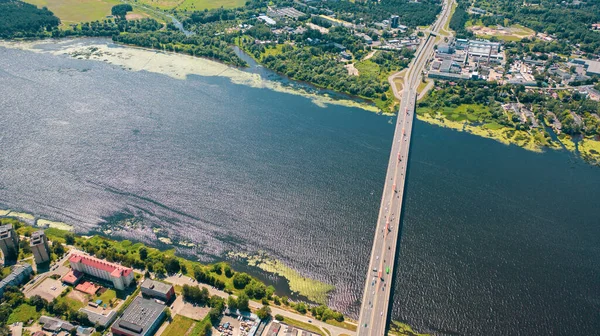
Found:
[356,0,454,334]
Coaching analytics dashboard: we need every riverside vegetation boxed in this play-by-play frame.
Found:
[0,218,351,335]
[0,0,441,113]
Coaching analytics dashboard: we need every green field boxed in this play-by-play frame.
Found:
[22,0,121,24]
[162,315,196,336]
[279,316,324,336]
[96,288,117,305]
[418,103,491,123]
[132,0,245,10]
[56,295,86,311]
[7,304,40,325]
[177,0,246,11]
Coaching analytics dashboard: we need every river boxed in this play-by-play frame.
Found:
[0,40,598,335]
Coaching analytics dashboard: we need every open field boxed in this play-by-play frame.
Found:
[7,304,40,325]
[131,0,245,10]
[22,0,121,24]
[162,315,196,336]
[178,0,246,10]
[22,0,158,24]
[279,317,325,336]
[468,24,534,41]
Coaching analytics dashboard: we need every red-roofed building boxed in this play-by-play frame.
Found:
[69,254,134,290]
[75,281,100,295]
[62,270,84,285]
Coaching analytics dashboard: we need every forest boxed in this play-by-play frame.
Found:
[0,0,60,38]
[323,0,441,27]
[471,0,600,54]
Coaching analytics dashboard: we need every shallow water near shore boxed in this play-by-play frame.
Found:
[1,39,600,335]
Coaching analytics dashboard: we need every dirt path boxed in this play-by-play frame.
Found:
[345,63,359,76]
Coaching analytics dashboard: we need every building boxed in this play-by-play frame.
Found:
[66,254,134,290]
[79,307,117,327]
[111,297,165,336]
[30,230,50,264]
[141,279,175,302]
[39,316,75,333]
[390,15,399,28]
[0,224,19,261]
[0,263,32,296]
[258,15,276,26]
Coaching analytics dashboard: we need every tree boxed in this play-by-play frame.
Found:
[65,233,76,245]
[223,264,233,278]
[154,262,166,277]
[111,4,132,19]
[294,302,307,314]
[139,247,148,260]
[232,272,251,289]
[227,296,237,310]
[211,263,222,275]
[29,295,48,311]
[236,293,250,311]
[52,242,66,257]
[164,258,180,274]
[256,305,271,320]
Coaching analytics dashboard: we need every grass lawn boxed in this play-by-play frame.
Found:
[262,44,286,59]
[22,0,121,24]
[177,0,246,10]
[56,295,86,311]
[484,122,504,130]
[96,288,117,305]
[325,319,357,331]
[355,60,381,80]
[162,315,196,336]
[8,304,41,325]
[279,317,324,335]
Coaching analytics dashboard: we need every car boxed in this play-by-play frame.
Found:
[308,320,312,323]
[371,281,375,286]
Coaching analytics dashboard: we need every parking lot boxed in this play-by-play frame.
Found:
[170,295,210,321]
[26,278,66,301]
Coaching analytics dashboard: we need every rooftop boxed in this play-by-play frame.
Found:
[70,254,133,278]
[0,224,15,239]
[141,279,173,295]
[112,297,165,336]
[30,230,46,245]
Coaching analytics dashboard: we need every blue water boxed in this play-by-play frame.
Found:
[0,40,599,335]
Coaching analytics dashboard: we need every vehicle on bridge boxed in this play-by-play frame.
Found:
[386,266,390,274]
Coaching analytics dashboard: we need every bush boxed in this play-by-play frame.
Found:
[275,314,284,321]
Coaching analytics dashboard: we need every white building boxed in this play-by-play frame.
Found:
[68,254,134,290]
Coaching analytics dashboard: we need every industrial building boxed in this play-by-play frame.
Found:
[140,279,175,302]
[30,230,50,264]
[0,224,19,261]
[0,263,33,296]
[65,254,134,290]
[111,297,166,336]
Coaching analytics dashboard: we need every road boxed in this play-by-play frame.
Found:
[164,274,352,336]
[356,0,454,335]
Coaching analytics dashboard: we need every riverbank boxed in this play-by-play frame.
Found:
[416,104,600,166]
[0,39,379,114]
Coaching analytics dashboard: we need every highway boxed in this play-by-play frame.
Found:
[356,0,454,335]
